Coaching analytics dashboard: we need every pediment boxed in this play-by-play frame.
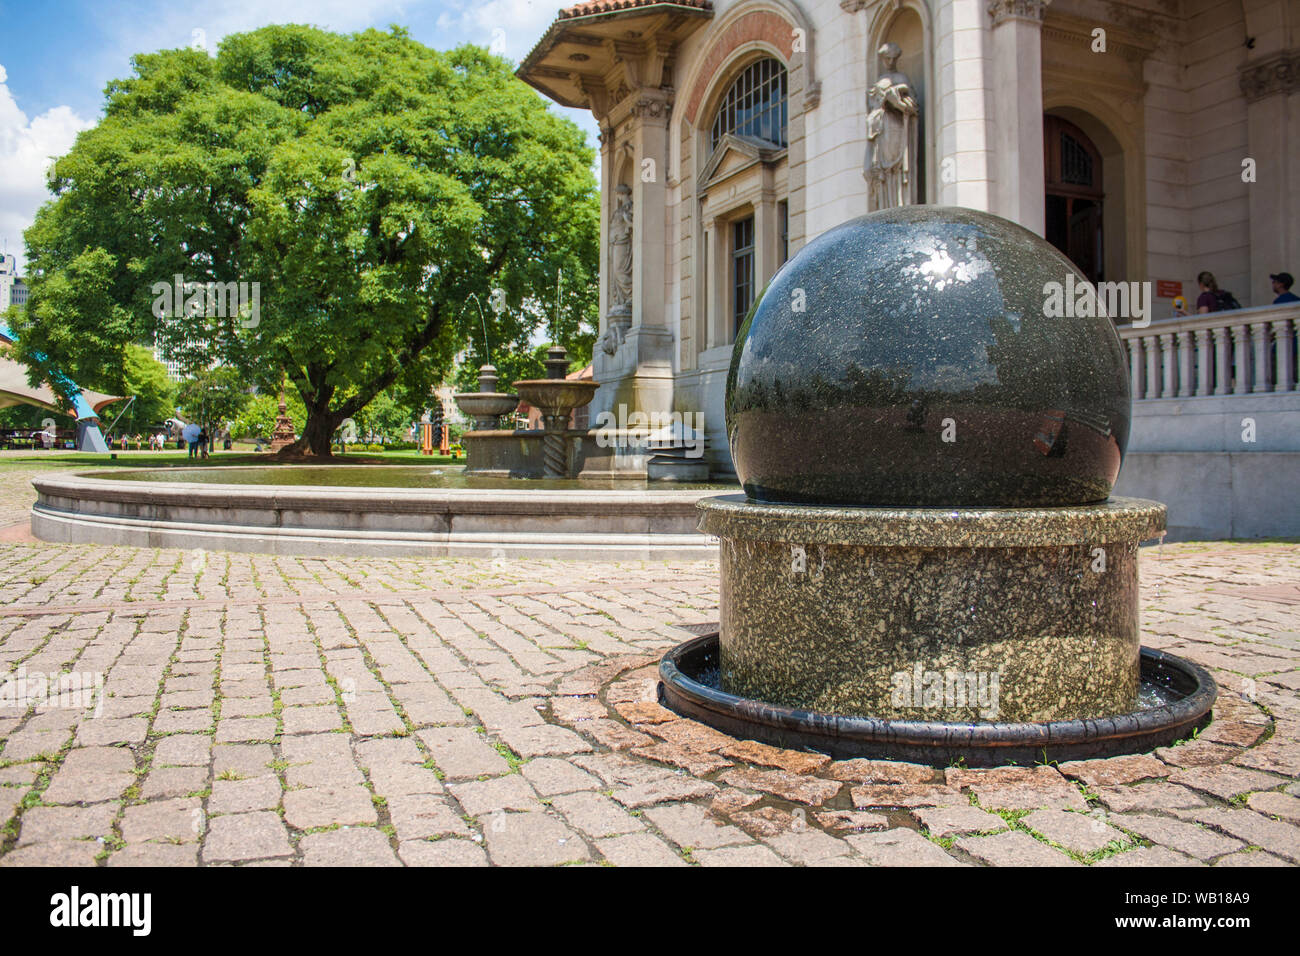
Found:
[698,133,787,191]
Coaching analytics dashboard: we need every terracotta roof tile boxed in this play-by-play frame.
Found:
[558,0,712,20]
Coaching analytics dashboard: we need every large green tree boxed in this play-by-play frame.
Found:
[14,25,599,455]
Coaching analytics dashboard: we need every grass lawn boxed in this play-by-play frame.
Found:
[0,446,462,475]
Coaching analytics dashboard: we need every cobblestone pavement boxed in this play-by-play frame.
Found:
[0,532,1296,866]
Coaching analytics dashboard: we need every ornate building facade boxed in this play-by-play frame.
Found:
[519,0,1300,479]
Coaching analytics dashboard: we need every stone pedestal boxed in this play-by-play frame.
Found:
[699,494,1166,723]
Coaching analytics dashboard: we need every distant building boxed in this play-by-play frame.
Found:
[0,253,26,312]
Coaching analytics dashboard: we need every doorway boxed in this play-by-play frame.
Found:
[1044,115,1105,283]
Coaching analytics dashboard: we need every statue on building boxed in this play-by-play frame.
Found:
[864,42,920,210]
[601,183,634,355]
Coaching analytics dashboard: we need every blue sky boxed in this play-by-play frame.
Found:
[0,0,597,271]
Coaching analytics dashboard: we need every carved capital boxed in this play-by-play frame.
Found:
[1239,50,1300,103]
[987,0,1050,27]
[839,0,870,11]
[804,80,822,111]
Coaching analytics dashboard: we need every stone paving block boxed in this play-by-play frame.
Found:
[152,709,214,734]
[42,746,135,804]
[764,828,854,865]
[1021,809,1130,855]
[694,844,788,867]
[209,776,283,815]
[283,787,377,829]
[716,739,831,774]
[215,717,276,743]
[417,727,509,780]
[1246,790,1300,823]
[1095,783,1207,814]
[121,798,201,844]
[912,805,1009,838]
[825,759,936,784]
[202,811,292,862]
[552,791,644,838]
[107,844,199,867]
[946,766,1087,811]
[1233,739,1300,776]
[0,729,69,761]
[482,810,589,866]
[1168,764,1286,801]
[399,838,488,867]
[645,803,749,849]
[846,828,966,866]
[1092,846,1202,867]
[1057,754,1169,788]
[612,775,718,809]
[212,743,276,779]
[18,804,117,845]
[956,830,1081,866]
[367,763,444,796]
[300,827,399,866]
[386,794,470,840]
[813,809,890,834]
[282,706,343,734]
[1155,739,1239,768]
[1114,813,1244,860]
[221,697,274,718]
[520,757,601,796]
[0,762,44,787]
[631,742,732,775]
[718,767,841,806]
[851,783,965,808]
[141,766,208,800]
[1183,807,1300,863]
[1211,850,1292,867]
[0,840,103,867]
[496,723,593,758]
[730,806,811,838]
[448,775,540,818]
[77,717,147,746]
[597,832,688,867]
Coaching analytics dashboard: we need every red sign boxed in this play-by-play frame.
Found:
[1156,280,1183,299]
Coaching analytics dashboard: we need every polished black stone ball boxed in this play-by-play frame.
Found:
[726,206,1131,507]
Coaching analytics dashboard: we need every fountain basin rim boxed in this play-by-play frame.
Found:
[697,494,1167,548]
[659,632,1216,766]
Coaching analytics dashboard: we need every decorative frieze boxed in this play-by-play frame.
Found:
[987,0,1050,27]
[1239,50,1299,103]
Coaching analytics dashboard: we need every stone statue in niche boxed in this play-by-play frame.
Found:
[864,42,920,210]
[601,183,634,355]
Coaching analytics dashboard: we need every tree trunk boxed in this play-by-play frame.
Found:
[287,407,344,458]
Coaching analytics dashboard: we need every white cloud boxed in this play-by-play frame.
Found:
[433,0,559,60]
[0,65,94,274]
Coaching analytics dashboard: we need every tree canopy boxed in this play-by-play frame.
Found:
[14,25,599,455]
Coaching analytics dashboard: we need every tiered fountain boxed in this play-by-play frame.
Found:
[660,206,1215,766]
[454,345,598,479]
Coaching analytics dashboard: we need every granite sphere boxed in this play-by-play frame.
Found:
[726,206,1131,507]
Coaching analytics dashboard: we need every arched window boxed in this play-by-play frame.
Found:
[710,57,787,152]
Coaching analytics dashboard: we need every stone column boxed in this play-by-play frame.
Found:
[1177,331,1194,397]
[1240,50,1299,305]
[1252,320,1271,392]
[1144,335,1159,400]
[1159,332,1176,398]
[986,0,1050,234]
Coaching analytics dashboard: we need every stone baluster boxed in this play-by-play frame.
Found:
[1127,339,1142,398]
[1177,330,1194,397]
[1272,317,1296,391]
[1159,333,1176,398]
[1252,319,1272,392]
[1195,328,1212,396]
[1144,334,1160,399]
[1232,324,1250,395]
[1214,325,1231,395]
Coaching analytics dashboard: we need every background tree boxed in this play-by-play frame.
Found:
[175,366,249,433]
[14,25,599,456]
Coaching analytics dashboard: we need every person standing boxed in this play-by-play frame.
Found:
[1271,272,1299,304]
[198,427,209,460]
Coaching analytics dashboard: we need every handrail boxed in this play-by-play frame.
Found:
[1115,303,1299,399]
